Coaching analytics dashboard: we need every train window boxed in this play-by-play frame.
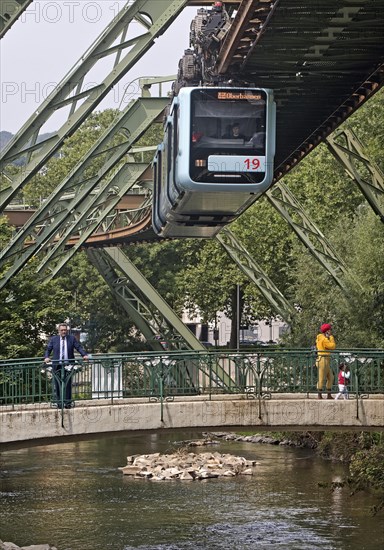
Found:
[172,103,181,193]
[189,88,271,184]
[152,146,162,234]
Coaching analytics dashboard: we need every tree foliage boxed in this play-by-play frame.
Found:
[350,444,384,506]
[0,262,71,359]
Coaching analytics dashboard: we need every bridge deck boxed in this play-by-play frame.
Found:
[1,394,383,445]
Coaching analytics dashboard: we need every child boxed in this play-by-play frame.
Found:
[335,363,350,400]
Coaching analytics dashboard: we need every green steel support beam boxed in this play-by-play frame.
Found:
[0,0,32,38]
[86,248,166,352]
[0,97,168,289]
[265,181,353,292]
[216,228,295,321]
[0,0,188,210]
[38,162,151,280]
[86,247,235,388]
[326,128,384,222]
[139,75,177,97]
[87,247,207,352]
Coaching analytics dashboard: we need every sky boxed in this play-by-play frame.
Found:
[0,0,197,133]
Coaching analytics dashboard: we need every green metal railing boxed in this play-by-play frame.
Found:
[1,349,383,410]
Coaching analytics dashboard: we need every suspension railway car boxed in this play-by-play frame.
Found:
[152,86,276,238]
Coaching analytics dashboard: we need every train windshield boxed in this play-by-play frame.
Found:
[190,88,268,183]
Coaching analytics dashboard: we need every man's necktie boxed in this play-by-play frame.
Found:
[61,337,65,362]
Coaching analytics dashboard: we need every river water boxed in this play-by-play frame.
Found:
[0,430,382,550]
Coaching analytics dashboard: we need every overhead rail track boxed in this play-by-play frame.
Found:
[215,0,384,183]
[1,0,383,342]
[3,1,383,211]
[3,1,383,246]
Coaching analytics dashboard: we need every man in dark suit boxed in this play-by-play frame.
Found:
[44,323,89,408]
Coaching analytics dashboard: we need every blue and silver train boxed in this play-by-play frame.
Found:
[152,86,276,238]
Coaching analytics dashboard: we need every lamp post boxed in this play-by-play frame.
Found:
[213,316,219,347]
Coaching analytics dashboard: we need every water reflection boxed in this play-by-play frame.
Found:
[1,431,382,550]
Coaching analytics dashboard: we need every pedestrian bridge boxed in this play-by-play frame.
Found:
[2,394,384,445]
[1,349,383,444]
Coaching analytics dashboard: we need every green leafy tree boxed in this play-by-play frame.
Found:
[1,217,70,358]
[1,109,149,355]
[2,86,383,355]
[231,197,296,318]
[285,205,384,348]
[349,444,384,514]
[344,88,384,172]
[0,263,72,359]
[54,251,137,353]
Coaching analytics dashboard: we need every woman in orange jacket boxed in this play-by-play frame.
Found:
[316,323,336,399]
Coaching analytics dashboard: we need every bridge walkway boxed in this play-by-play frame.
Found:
[1,349,383,444]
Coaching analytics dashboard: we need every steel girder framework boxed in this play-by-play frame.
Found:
[0,0,378,343]
[216,228,296,322]
[86,247,235,388]
[217,0,384,183]
[0,0,188,210]
[39,162,152,281]
[326,128,384,222]
[0,0,32,38]
[0,97,168,290]
[0,0,239,40]
[265,181,352,293]
[86,247,206,352]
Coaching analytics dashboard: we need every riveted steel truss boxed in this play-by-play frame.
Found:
[0,0,188,210]
[39,162,152,281]
[0,97,168,289]
[326,128,384,222]
[216,0,384,182]
[87,247,206,352]
[265,181,353,292]
[2,0,381,339]
[216,228,295,322]
[0,0,32,38]
[86,247,235,389]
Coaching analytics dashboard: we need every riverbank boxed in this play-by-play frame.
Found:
[203,430,384,514]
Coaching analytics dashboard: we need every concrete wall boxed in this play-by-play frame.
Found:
[1,395,383,444]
